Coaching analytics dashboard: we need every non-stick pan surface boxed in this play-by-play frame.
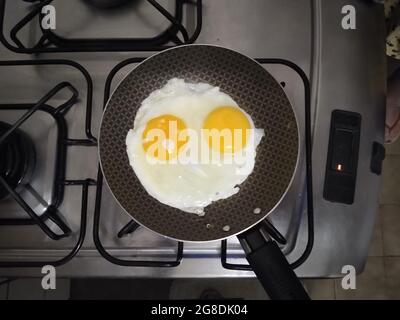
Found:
[99,45,299,242]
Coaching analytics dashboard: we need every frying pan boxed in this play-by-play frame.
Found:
[99,45,309,300]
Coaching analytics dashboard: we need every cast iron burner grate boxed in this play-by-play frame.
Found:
[0,60,97,268]
[0,0,202,53]
[93,57,314,270]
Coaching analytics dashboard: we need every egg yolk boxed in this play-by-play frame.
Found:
[142,114,188,161]
[203,106,251,153]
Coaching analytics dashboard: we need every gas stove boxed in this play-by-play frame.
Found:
[0,0,386,278]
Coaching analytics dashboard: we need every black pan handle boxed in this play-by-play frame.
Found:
[237,225,310,300]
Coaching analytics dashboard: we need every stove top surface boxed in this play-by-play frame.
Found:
[0,0,386,278]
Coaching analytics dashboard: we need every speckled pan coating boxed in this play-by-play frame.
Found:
[99,45,299,242]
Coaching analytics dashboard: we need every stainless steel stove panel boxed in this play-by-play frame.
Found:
[93,61,305,252]
[293,0,386,277]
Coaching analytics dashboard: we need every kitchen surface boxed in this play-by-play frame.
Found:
[0,0,397,300]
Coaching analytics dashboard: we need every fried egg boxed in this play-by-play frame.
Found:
[126,78,264,215]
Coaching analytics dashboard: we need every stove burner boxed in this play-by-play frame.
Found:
[0,121,36,200]
[0,0,202,53]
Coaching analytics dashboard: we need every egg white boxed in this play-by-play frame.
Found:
[126,78,264,215]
